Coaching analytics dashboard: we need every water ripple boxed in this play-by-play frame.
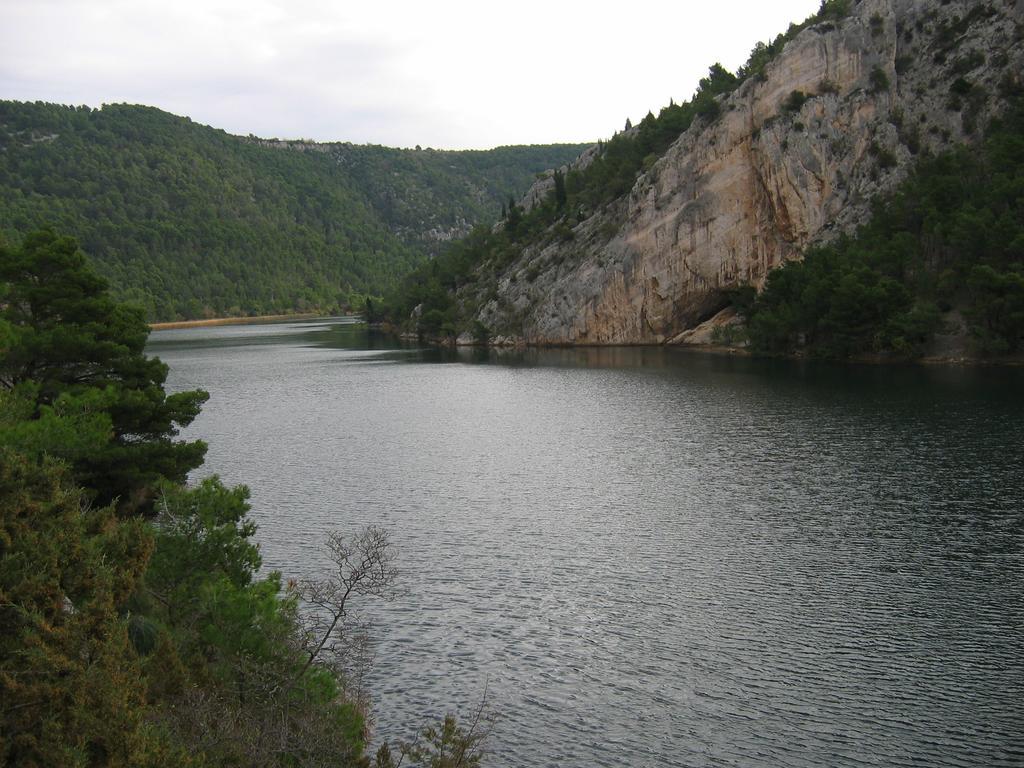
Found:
[150,321,1024,768]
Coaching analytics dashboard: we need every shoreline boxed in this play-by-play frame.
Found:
[149,313,323,331]
[405,331,1024,367]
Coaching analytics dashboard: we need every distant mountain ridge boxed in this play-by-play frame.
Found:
[0,101,588,320]
[246,137,592,251]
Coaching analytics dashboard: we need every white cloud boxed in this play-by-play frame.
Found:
[0,0,822,148]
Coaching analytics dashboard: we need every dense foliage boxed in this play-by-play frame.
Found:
[0,233,485,766]
[378,0,855,336]
[0,451,159,766]
[0,101,586,321]
[743,100,1024,358]
[306,142,593,251]
[0,230,208,513]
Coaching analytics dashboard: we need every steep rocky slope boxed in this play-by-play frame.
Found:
[469,0,1023,345]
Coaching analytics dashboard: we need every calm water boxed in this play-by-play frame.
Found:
[148,318,1024,768]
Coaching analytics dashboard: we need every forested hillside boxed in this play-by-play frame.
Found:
[0,101,587,320]
[253,139,597,252]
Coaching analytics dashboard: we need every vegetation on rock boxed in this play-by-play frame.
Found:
[378,1,1021,361]
[377,62,743,339]
[742,100,1024,359]
[377,0,857,339]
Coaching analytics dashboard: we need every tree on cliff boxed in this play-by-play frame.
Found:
[0,230,208,513]
[553,170,567,210]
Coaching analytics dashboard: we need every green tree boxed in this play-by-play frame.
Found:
[0,449,176,767]
[967,265,1024,353]
[141,481,382,767]
[0,230,208,513]
[376,714,487,768]
[505,195,522,232]
[553,170,567,210]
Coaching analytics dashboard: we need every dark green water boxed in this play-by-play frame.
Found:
[149,318,1024,768]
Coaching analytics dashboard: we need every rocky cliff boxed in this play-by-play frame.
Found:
[470,0,1023,345]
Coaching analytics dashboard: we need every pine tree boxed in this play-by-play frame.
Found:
[553,170,567,210]
[0,230,208,514]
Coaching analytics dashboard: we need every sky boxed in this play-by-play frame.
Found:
[1,0,822,150]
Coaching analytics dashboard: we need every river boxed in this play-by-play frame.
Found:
[148,317,1024,768]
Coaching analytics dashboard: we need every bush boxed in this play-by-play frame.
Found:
[869,66,890,93]
[472,320,491,345]
[869,141,898,170]
[783,90,810,113]
[949,76,973,97]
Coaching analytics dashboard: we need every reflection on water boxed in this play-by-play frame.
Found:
[149,318,1024,768]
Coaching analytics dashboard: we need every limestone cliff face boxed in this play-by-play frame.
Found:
[473,0,1024,345]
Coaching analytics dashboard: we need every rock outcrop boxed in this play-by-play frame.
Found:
[472,0,1024,345]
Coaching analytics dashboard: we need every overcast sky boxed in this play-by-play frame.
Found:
[1,0,821,149]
